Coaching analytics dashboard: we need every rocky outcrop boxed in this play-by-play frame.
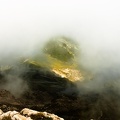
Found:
[0,108,64,120]
[52,68,83,81]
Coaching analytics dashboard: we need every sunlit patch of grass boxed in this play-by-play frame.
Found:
[22,54,83,82]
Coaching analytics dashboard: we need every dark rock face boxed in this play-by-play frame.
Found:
[0,64,120,120]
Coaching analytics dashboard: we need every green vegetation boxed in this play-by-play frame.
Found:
[43,36,79,62]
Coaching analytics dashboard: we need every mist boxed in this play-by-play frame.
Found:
[0,75,28,97]
[0,0,120,95]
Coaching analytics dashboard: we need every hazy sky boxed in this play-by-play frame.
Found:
[0,0,120,70]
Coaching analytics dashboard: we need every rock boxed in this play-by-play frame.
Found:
[52,68,83,82]
[20,108,39,117]
[21,108,64,120]
[0,110,18,120]
[0,109,3,115]
[0,108,64,120]
[12,114,32,120]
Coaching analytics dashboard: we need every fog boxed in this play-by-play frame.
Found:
[0,0,120,95]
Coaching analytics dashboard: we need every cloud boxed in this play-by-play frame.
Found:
[0,0,120,93]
